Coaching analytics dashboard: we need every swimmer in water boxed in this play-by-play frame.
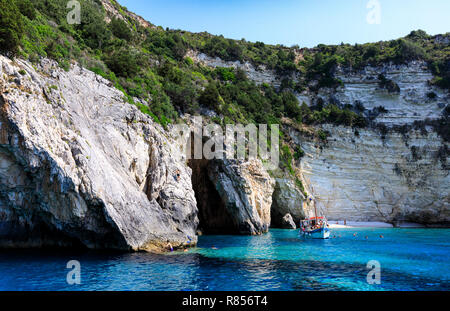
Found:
[380,235,384,238]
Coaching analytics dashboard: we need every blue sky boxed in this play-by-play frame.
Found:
[117,0,450,47]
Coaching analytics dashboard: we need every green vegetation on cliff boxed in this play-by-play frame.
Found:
[2,0,448,129]
[0,0,25,56]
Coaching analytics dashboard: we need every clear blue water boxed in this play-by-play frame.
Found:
[0,228,449,291]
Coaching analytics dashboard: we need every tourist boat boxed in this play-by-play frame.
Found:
[300,197,330,239]
[300,217,330,239]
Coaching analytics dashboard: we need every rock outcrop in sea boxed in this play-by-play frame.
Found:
[189,157,275,235]
[206,158,275,235]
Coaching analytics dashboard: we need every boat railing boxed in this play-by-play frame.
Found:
[300,217,328,232]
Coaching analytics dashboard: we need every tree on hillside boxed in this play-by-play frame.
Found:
[395,39,427,62]
[282,91,301,120]
[104,49,139,78]
[199,83,221,110]
[78,1,111,49]
[16,0,36,20]
[109,17,132,41]
[0,0,24,56]
[407,30,429,41]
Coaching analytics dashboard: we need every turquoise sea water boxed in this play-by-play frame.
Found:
[0,228,449,291]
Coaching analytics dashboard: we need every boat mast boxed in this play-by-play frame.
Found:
[314,199,317,219]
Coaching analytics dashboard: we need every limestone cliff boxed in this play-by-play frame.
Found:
[186,51,449,227]
[0,55,198,251]
[187,49,449,227]
[287,62,449,226]
[290,125,449,225]
[298,61,447,125]
[186,50,281,87]
[183,113,276,235]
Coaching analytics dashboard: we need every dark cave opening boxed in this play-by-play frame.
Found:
[270,200,283,228]
[186,131,238,235]
[187,158,236,235]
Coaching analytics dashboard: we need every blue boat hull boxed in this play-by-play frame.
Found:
[301,227,330,239]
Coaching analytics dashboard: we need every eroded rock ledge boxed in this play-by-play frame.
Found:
[289,124,450,226]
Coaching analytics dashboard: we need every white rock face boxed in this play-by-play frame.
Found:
[186,50,280,87]
[290,125,449,225]
[187,49,449,127]
[187,51,449,126]
[434,34,450,45]
[302,62,449,125]
[0,56,198,251]
[285,62,449,226]
[271,177,307,225]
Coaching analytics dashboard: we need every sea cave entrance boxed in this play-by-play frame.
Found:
[187,133,236,235]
